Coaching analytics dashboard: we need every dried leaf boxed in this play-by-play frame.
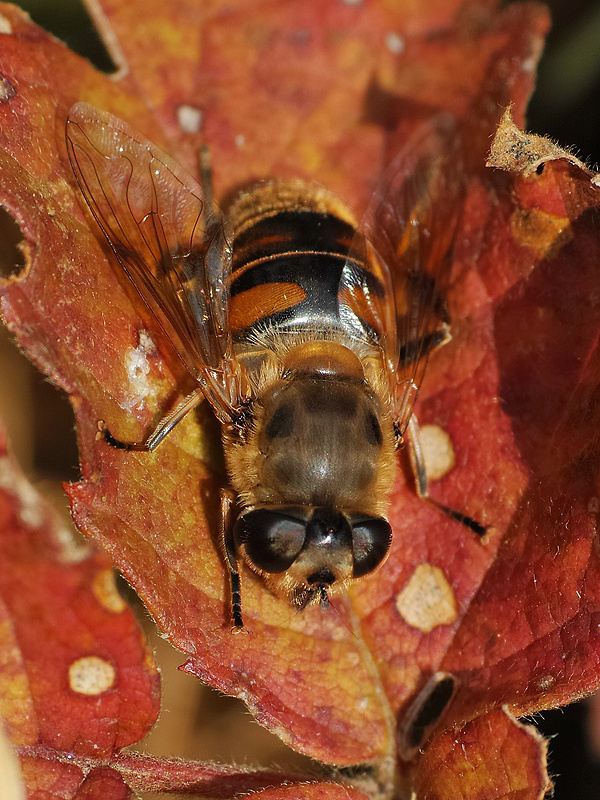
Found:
[487,104,590,177]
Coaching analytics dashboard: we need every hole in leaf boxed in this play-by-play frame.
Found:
[13,0,117,74]
[0,207,25,280]
[404,674,456,750]
[397,672,457,760]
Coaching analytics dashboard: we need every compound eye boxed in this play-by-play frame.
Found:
[233,508,307,573]
[350,515,392,578]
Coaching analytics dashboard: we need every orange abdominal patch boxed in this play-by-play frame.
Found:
[230,282,307,332]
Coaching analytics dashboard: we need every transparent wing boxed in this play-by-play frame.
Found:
[66,102,247,422]
[359,117,464,437]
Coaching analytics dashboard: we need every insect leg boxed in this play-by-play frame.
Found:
[198,146,218,228]
[220,487,247,633]
[407,415,487,536]
[103,387,205,452]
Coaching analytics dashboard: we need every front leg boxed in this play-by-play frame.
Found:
[220,487,247,633]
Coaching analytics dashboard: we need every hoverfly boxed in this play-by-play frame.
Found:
[66,103,484,631]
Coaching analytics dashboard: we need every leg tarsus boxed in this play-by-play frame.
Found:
[100,387,205,453]
[229,568,248,634]
[101,425,146,451]
[220,488,248,633]
[425,498,488,537]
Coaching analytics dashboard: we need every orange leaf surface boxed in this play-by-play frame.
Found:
[1,0,598,797]
[415,709,551,800]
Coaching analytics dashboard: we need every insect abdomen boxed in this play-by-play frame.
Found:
[227,180,380,344]
[230,209,354,334]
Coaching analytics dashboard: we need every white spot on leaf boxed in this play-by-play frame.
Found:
[386,32,405,55]
[396,564,457,632]
[68,656,115,695]
[0,456,43,529]
[0,457,89,563]
[177,104,203,134]
[123,330,157,411]
[420,424,455,481]
[521,57,536,73]
[52,524,90,564]
[92,569,126,613]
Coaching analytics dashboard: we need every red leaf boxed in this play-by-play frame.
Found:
[0,422,160,792]
[2,0,596,797]
[437,110,600,720]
